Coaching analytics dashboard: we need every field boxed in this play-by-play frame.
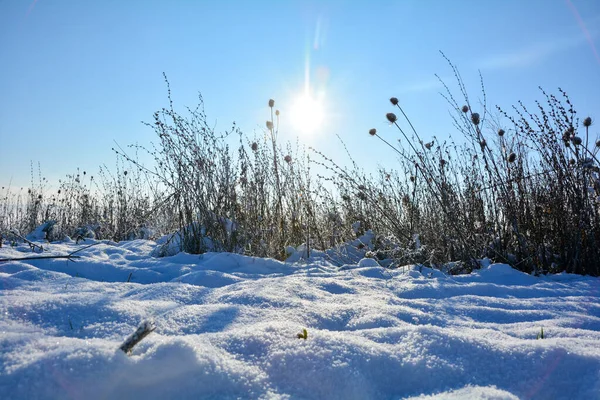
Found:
[2,55,600,400]
[1,238,599,399]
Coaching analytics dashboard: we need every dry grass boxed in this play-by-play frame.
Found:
[2,66,598,276]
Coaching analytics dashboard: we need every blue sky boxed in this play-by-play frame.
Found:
[1,0,599,188]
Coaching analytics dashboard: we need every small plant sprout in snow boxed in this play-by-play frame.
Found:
[297,328,308,340]
[537,327,545,340]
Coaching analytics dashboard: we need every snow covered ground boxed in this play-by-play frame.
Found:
[1,239,599,399]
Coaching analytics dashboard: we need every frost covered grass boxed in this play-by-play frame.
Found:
[2,62,600,277]
[1,239,600,399]
[315,56,600,276]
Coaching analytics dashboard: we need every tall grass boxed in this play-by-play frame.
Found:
[1,66,598,276]
[338,54,600,276]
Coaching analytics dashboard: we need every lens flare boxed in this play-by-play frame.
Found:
[565,0,600,65]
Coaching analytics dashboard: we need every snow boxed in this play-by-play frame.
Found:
[1,239,600,399]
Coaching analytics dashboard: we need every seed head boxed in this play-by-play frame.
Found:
[498,129,505,137]
[266,120,274,130]
[284,155,292,164]
[390,97,399,106]
[471,113,480,126]
[251,142,258,151]
[369,128,377,136]
[461,105,469,113]
[268,99,275,108]
[572,136,582,146]
[386,113,397,123]
[569,158,576,166]
[583,117,592,128]
[508,153,517,163]
[275,110,280,116]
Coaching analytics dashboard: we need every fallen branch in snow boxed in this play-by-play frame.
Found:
[0,242,100,263]
[119,320,156,355]
[10,230,44,252]
[0,254,81,263]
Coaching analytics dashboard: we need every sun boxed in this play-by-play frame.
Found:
[290,93,325,134]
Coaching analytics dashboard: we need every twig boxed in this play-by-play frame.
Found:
[69,241,102,257]
[119,320,156,355]
[10,230,44,252]
[0,242,100,263]
[0,254,81,263]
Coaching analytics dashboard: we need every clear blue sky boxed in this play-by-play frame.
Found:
[1,0,599,189]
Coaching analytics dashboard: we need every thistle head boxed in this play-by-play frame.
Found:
[390,97,399,106]
[471,113,480,126]
[583,117,592,128]
[386,113,397,123]
[572,136,582,146]
[498,129,505,137]
[268,99,275,108]
[284,155,292,164]
[369,128,377,136]
[251,142,258,151]
[266,120,274,131]
[508,153,517,163]
[461,105,469,113]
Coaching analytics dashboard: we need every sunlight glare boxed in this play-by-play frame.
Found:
[290,93,325,134]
